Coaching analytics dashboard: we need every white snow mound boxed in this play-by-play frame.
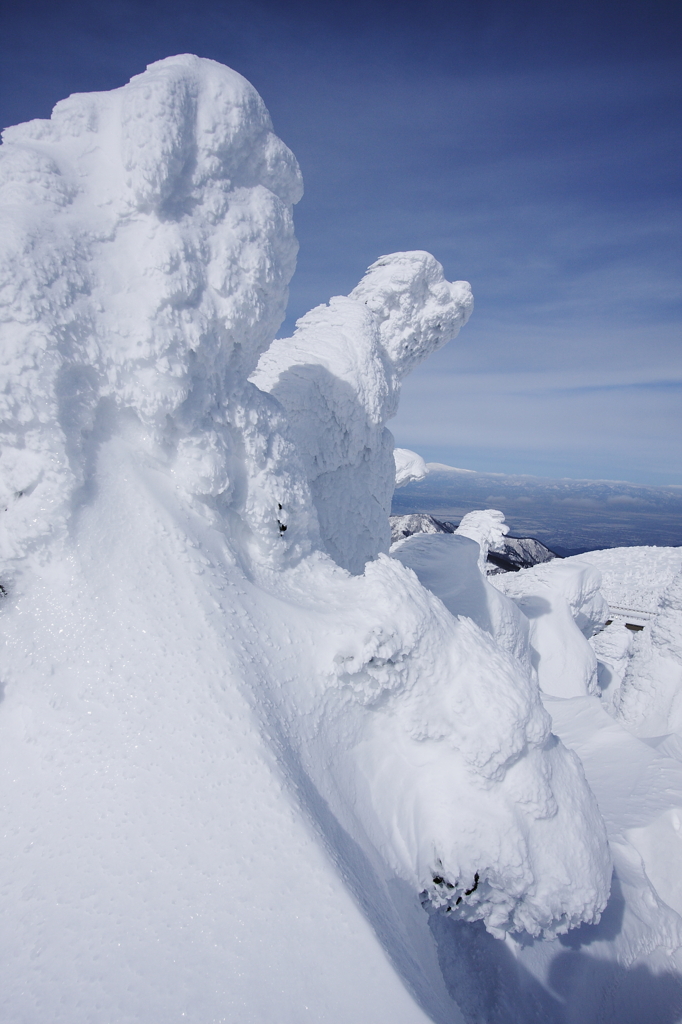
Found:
[493,559,609,698]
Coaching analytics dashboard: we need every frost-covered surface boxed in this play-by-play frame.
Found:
[0,52,317,574]
[511,690,682,1022]
[392,533,534,672]
[0,55,679,1024]
[590,620,634,698]
[564,546,682,737]
[394,534,682,1016]
[252,251,472,573]
[394,446,428,488]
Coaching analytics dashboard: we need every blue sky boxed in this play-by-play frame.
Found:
[2,0,680,484]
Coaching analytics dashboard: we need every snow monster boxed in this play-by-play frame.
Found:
[0,55,610,1022]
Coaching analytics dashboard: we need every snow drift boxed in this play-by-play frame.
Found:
[495,559,609,699]
[0,55,614,1022]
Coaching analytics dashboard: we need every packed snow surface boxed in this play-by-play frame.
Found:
[493,559,608,698]
[0,54,680,1023]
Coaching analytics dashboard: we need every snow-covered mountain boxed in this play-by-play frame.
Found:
[1,55,681,1024]
[489,535,556,572]
[391,511,457,541]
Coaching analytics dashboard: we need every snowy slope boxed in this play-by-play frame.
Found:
[0,54,678,1024]
[1,461,454,1024]
[0,54,465,1024]
[485,546,682,1020]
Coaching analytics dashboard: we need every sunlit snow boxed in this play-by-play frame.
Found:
[0,54,680,1023]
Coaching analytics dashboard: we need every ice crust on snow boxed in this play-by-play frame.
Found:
[0,55,645,1022]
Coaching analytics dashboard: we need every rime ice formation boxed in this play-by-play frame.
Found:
[455,508,510,572]
[0,52,315,574]
[252,252,472,574]
[0,55,632,1023]
[591,619,634,698]
[394,446,428,488]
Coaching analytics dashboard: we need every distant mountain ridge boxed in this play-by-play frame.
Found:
[392,464,682,553]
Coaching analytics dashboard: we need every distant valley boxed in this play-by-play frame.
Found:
[392,464,682,554]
